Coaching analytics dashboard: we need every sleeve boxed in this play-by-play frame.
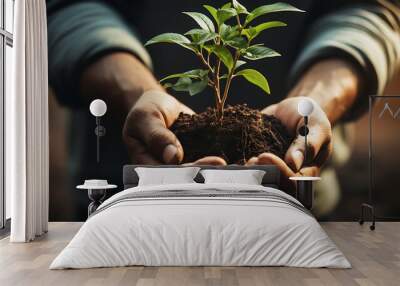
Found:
[47,1,152,107]
[289,1,400,119]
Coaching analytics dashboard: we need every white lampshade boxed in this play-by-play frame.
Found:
[297,98,314,117]
[89,99,107,117]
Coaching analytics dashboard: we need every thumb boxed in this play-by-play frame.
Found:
[125,107,184,164]
[261,104,277,116]
[285,124,330,171]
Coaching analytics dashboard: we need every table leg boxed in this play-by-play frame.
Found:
[88,189,107,217]
[296,181,313,210]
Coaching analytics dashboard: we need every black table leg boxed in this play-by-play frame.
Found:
[296,180,314,210]
[359,203,376,230]
[88,189,107,217]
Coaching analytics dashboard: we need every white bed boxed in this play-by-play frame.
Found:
[50,181,350,269]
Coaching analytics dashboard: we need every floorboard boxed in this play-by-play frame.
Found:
[0,222,398,286]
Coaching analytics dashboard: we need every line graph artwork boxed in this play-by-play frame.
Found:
[378,102,400,119]
[360,95,400,229]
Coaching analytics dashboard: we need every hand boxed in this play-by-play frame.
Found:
[265,97,332,171]
[80,53,226,166]
[246,59,362,191]
[123,90,227,165]
[246,97,332,191]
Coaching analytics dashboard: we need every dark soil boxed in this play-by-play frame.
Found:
[171,104,292,164]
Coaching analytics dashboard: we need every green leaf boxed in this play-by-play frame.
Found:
[235,60,246,69]
[202,44,214,53]
[145,33,191,46]
[244,45,281,60]
[217,8,237,24]
[204,5,237,27]
[242,27,257,40]
[220,24,239,39]
[187,79,209,96]
[211,45,234,71]
[183,12,215,32]
[232,0,249,14]
[168,77,208,96]
[185,29,218,44]
[160,69,208,82]
[236,69,270,94]
[220,24,248,49]
[162,69,209,96]
[242,21,287,40]
[221,2,232,9]
[227,36,247,49]
[203,5,218,24]
[167,77,191,92]
[245,3,304,25]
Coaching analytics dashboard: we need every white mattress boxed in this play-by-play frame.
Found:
[50,183,350,269]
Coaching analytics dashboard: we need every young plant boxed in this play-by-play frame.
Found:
[145,0,304,120]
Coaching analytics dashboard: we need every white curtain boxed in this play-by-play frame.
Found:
[7,0,49,242]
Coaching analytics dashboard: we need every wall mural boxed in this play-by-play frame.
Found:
[361,96,400,225]
[46,0,400,221]
[378,102,400,119]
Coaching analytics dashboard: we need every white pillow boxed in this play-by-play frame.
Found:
[200,169,266,185]
[135,167,200,186]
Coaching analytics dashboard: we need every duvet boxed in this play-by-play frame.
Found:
[50,183,350,269]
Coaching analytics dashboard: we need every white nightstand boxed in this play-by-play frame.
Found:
[77,180,117,217]
[289,177,321,210]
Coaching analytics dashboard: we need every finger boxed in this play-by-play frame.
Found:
[245,157,259,165]
[285,123,331,171]
[184,156,227,166]
[125,106,184,164]
[144,90,194,126]
[297,166,320,177]
[257,153,295,179]
[123,136,162,164]
[261,104,277,116]
[179,103,195,116]
[253,153,296,194]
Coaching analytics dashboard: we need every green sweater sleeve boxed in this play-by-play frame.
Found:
[289,1,400,119]
[47,1,152,107]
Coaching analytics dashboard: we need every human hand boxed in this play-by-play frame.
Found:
[123,90,227,165]
[80,53,225,165]
[246,59,362,191]
[247,97,332,191]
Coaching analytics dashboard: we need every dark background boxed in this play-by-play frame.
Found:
[48,0,400,221]
[49,78,400,221]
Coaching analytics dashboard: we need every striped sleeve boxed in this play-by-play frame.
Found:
[290,1,400,118]
[47,1,152,107]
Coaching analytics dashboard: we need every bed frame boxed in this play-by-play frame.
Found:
[123,165,281,189]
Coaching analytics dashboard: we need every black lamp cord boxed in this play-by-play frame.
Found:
[96,117,100,163]
[304,116,308,166]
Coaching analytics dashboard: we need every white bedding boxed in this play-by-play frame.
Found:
[50,183,350,269]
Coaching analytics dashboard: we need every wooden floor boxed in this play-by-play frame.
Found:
[0,222,399,286]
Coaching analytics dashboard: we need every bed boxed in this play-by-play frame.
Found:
[50,165,350,269]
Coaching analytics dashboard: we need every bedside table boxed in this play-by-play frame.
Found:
[77,180,117,217]
[289,177,321,210]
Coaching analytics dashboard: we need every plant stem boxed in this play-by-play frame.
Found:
[236,14,242,29]
[221,51,240,112]
[198,50,222,119]
[211,36,223,120]
[218,10,244,119]
[197,52,213,73]
[214,59,222,119]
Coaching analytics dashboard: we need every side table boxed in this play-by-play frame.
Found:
[77,180,117,217]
